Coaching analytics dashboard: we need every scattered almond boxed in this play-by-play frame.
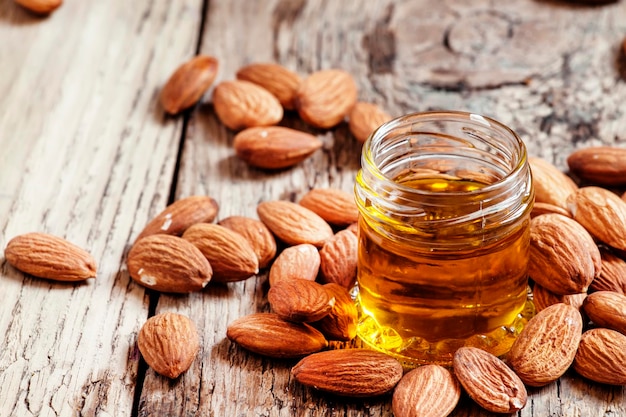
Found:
[311,283,357,341]
[268,279,334,322]
[160,55,219,115]
[298,188,359,226]
[583,291,626,335]
[14,0,62,14]
[592,249,626,294]
[532,283,586,313]
[567,146,626,186]
[218,215,277,269]
[5,232,97,281]
[137,312,200,379]
[530,202,572,219]
[236,63,302,110]
[529,157,578,209]
[213,80,283,130]
[268,243,320,286]
[319,229,358,289]
[348,102,392,143]
[573,328,626,385]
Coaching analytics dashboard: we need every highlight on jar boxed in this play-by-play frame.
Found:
[354,111,535,367]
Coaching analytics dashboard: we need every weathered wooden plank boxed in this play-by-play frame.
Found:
[0,0,203,416]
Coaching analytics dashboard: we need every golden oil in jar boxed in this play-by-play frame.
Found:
[354,112,534,367]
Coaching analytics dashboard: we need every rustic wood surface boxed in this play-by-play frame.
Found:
[1,0,625,416]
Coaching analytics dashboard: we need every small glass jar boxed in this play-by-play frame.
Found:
[354,111,534,367]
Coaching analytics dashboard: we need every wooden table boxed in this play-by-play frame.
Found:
[1,1,625,416]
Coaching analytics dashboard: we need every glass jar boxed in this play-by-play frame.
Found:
[354,111,534,367]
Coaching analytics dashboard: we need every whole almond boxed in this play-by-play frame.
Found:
[530,202,572,219]
[15,0,62,14]
[160,55,219,115]
[311,283,357,341]
[218,215,277,269]
[453,347,527,413]
[5,233,97,281]
[567,186,626,251]
[567,146,626,186]
[392,364,461,417]
[137,312,199,379]
[233,126,322,170]
[269,243,320,286]
[182,223,259,282]
[508,303,583,386]
[319,229,358,289]
[268,279,334,322]
[257,200,333,248]
[127,235,212,293]
[529,157,578,209]
[583,291,626,335]
[299,188,359,226]
[226,313,327,358]
[296,69,358,129]
[346,222,359,235]
[348,102,392,143]
[213,80,283,130]
[592,249,626,294]
[236,63,302,110]
[532,284,586,313]
[529,213,600,295]
[291,349,403,397]
[573,328,626,385]
[136,195,219,241]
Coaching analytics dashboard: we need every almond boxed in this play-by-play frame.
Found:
[291,349,403,397]
[236,63,302,110]
[532,284,586,313]
[529,213,600,295]
[311,283,357,341]
[530,202,572,219]
[268,279,334,322]
[507,303,583,387]
[567,146,626,186]
[212,80,283,130]
[257,200,333,248]
[453,346,527,413]
[567,186,626,251]
[127,235,212,293]
[226,313,327,358]
[346,222,358,235]
[182,223,258,282]
[319,229,358,289]
[298,188,359,226]
[296,69,358,129]
[529,157,578,209]
[233,126,322,170]
[5,232,97,281]
[15,0,62,14]
[591,249,626,294]
[218,215,277,269]
[573,328,626,385]
[583,291,626,335]
[160,55,219,115]
[137,312,200,379]
[268,243,320,286]
[392,364,461,417]
[348,102,392,143]
[136,195,219,241]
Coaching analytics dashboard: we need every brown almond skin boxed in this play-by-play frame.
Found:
[299,188,359,227]
[530,202,572,219]
[226,313,327,358]
[268,279,334,322]
[137,312,200,379]
[213,80,283,130]
[529,157,578,209]
[392,364,461,417]
[311,283,358,341]
[291,349,403,397]
[160,55,219,115]
[296,69,358,129]
[532,284,586,313]
[136,195,219,241]
[182,223,259,282]
[567,186,626,251]
[15,0,62,14]
[257,200,334,248]
[583,291,626,335]
[348,102,392,143]
[269,243,320,286]
[233,126,322,170]
[529,213,600,295]
[236,63,302,110]
[218,215,277,269]
[127,235,212,293]
[567,146,626,186]
[319,230,358,289]
[454,347,527,413]
[507,303,583,387]
[5,232,97,281]
[592,249,626,294]
[573,328,626,385]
